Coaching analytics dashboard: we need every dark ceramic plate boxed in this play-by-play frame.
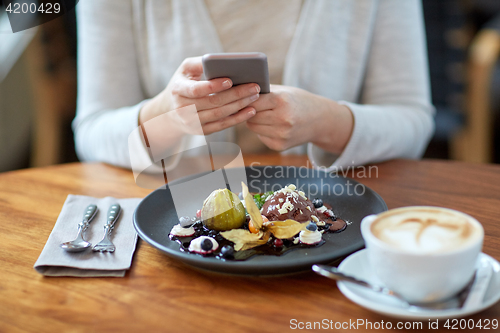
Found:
[133,166,387,275]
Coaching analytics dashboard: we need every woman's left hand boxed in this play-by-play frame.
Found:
[246,85,354,154]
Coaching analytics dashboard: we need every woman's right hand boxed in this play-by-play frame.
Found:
[139,57,260,136]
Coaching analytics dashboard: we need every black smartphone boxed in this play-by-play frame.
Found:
[202,52,270,93]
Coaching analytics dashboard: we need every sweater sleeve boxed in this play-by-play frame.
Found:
[308,0,435,171]
[73,0,152,169]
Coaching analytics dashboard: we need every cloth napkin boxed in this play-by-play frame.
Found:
[34,195,142,277]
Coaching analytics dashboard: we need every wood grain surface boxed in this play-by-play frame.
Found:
[0,155,499,332]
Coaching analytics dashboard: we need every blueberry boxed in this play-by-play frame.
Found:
[220,245,234,258]
[306,222,318,232]
[179,216,192,227]
[312,198,323,208]
[200,238,213,251]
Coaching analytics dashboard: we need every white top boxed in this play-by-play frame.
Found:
[206,0,303,153]
[205,0,302,86]
[74,0,434,172]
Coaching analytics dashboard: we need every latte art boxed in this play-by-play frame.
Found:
[362,206,484,303]
[371,208,482,253]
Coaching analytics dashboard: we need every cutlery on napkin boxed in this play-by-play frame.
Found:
[34,195,142,277]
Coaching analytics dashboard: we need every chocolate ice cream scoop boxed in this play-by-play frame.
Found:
[261,190,316,223]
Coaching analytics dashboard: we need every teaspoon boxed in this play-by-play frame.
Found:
[60,204,98,252]
[312,264,476,311]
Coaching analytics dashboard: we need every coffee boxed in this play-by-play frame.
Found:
[371,207,482,254]
[361,207,484,303]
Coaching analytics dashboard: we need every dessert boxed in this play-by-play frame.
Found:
[179,216,195,227]
[201,188,246,231]
[261,185,317,222]
[169,183,348,261]
[299,222,323,245]
[170,223,195,237]
[188,236,219,254]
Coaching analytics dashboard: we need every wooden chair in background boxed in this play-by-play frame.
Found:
[452,28,500,163]
[25,15,77,167]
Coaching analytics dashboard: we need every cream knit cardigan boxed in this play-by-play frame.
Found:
[74,0,434,172]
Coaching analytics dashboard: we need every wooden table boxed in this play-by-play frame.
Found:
[1,155,499,332]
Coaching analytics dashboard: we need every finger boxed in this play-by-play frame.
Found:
[174,77,233,99]
[193,83,260,110]
[202,107,256,135]
[245,110,276,125]
[248,92,278,111]
[198,93,260,124]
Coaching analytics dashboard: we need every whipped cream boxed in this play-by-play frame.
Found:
[170,224,195,237]
[316,205,327,213]
[299,229,322,245]
[188,236,219,254]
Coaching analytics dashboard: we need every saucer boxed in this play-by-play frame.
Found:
[337,249,500,320]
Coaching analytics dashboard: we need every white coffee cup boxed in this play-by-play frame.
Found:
[361,206,484,303]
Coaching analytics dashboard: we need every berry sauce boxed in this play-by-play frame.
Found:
[169,206,347,261]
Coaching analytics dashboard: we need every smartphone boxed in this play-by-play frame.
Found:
[202,52,270,94]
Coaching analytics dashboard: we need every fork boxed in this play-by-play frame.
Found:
[92,204,121,252]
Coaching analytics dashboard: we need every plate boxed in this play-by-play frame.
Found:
[133,166,387,275]
[337,249,500,319]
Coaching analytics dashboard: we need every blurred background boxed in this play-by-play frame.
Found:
[1,0,500,172]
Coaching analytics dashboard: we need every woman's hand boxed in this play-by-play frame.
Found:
[140,57,260,137]
[246,85,354,154]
